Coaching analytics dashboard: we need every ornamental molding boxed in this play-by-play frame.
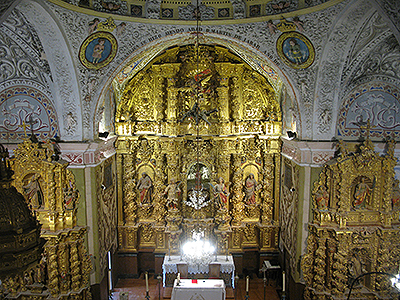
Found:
[280,138,400,166]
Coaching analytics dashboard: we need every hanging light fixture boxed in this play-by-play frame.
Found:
[181,0,217,263]
[181,0,217,213]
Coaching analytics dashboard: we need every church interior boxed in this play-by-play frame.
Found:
[0,0,400,299]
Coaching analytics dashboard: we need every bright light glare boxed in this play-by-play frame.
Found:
[391,274,400,291]
[182,240,215,256]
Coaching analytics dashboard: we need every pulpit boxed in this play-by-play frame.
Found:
[171,279,226,300]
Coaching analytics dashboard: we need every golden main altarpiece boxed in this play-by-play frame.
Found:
[302,135,400,299]
[115,44,282,256]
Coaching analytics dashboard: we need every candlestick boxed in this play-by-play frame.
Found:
[145,272,149,292]
[282,271,285,292]
[246,275,249,292]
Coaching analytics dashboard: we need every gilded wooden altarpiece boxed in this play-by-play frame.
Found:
[116,45,282,256]
[9,138,92,299]
[301,137,400,300]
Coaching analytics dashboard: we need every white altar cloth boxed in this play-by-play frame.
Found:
[162,255,235,287]
[171,279,226,300]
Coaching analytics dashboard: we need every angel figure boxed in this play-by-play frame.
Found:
[210,177,230,210]
[164,178,181,211]
[267,20,277,35]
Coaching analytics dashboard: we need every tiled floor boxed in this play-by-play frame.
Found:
[112,275,281,300]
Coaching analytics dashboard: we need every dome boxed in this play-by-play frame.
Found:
[0,144,42,279]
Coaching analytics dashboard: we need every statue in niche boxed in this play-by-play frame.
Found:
[164,178,181,211]
[210,177,230,210]
[243,173,261,205]
[315,185,329,210]
[348,252,367,287]
[23,173,43,209]
[353,177,372,209]
[136,172,153,205]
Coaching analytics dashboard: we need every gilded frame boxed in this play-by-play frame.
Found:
[276,31,315,69]
[79,31,118,70]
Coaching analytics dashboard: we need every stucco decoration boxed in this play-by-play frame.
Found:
[0,84,59,141]
[146,0,161,19]
[48,0,343,140]
[0,9,51,88]
[93,0,128,15]
[265,0,298,15]
[18,1,82,141]
[178,4,215,20]
[230,0,246,19]
[337,82,400,140]
[314,0,374,139]
[352,35,400,84]
[371,0,400,44]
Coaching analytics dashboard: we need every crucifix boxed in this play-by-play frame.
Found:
[27,116,38,139]
[18,121,28,137]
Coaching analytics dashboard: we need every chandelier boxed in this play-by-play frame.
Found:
[181,0,216,213]
[182,230,215,266]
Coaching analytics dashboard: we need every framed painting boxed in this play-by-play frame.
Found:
[79,31,118,70]
[276,31,315,69]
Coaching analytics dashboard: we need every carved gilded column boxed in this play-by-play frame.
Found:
[152,141,167,225]
[314,230,327,291]
[217,84,229,122]
[261,151,275,224]
[58,238,70,294]
[231,153,244,226]
[123,151,137,225]
[117,153,124,226]
[153,66,166,122]
[46,239,59,296]
[70,240,81,291]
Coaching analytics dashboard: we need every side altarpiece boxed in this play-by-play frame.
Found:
[302,137,400,300]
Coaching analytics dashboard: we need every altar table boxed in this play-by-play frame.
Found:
[162,255,235,287]
[171,279,226,300]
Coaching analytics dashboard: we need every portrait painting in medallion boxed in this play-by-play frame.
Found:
[79,31,118,70]
[276,31,315,69]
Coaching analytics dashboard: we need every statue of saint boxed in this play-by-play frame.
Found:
[164,178,181,211]
[315,185,329,210]
[136,172,153,204]
[23,173,43,209]
[243,173,260,205]
[353,177,370,209]
[211,177,230,210]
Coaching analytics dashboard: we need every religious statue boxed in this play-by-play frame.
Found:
[136,172,153,205]
[353,177,371,209]
[243,173,260,205]
[348,252,366,287]
[315,185,329,210]
[164,178,181,211]
[23,173,43,209]
[210,177,230,210]
[64,183,78,210]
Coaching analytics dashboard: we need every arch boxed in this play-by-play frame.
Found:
[313,0,376,140]
[17,1,83,141]
[94,32,301,138]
